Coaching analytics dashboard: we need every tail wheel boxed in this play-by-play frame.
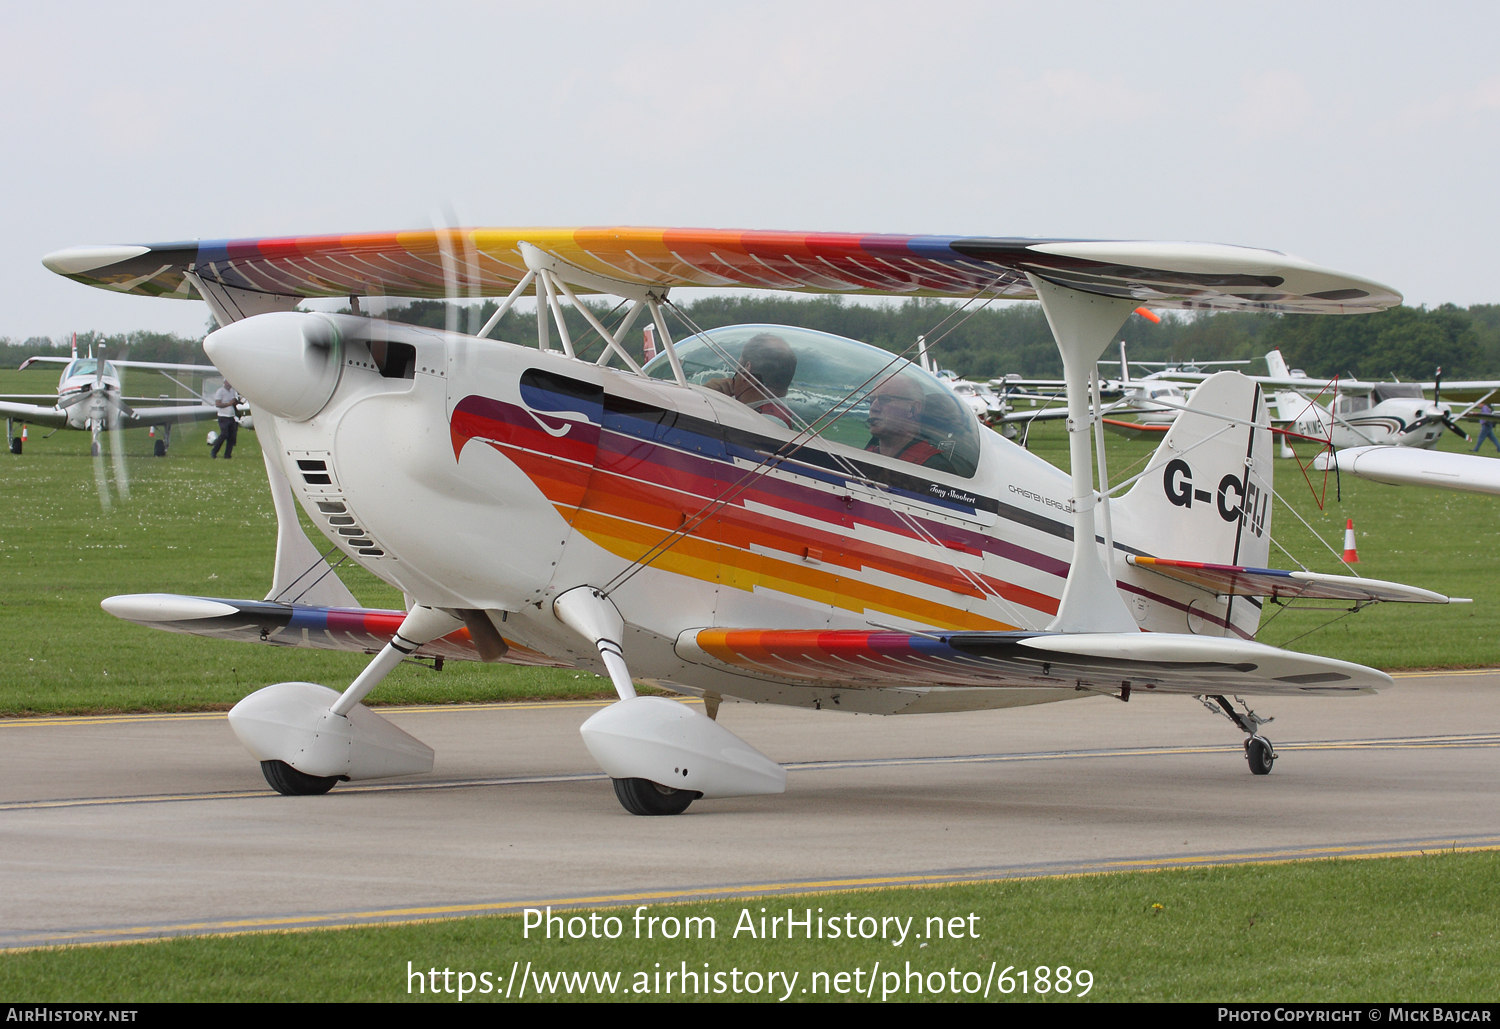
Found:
[1245,735,1275,775]
[612,777,698,816]
[153,439,167,457]
[260,759,340,796]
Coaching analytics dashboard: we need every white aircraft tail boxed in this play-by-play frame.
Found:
[1265,349,1291,378]
[1116,371,1272,570]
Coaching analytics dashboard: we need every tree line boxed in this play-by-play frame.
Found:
[7,297,1499,382]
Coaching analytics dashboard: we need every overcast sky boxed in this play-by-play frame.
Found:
[4,1,1498,340]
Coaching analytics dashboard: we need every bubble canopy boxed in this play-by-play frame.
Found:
[644,324,980,478]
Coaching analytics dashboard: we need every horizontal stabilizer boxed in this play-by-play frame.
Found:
[677,627,1390,696]
[100,593,568,668]
[1128,556,1462,604]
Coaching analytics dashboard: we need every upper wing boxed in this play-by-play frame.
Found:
[1127,556,1463,603]
[100,593,570,668]
[18,355,214,374]
[110,360,216,373]
[44,232,1400,314]
[675,627,1391,697]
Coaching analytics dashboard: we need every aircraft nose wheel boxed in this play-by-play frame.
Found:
[612,777,699,815]
[260,759,341,796]
[1245,735,1276,775]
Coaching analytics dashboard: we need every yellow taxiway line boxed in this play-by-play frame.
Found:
[5,833,1498,951]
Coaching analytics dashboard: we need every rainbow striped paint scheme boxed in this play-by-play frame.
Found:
[100,595,567,667]
[689,628,1050,688]
[448,371,1076,633]
[679,627,1385,696]
[1128,557,1453,604]
[43,228,1402,314]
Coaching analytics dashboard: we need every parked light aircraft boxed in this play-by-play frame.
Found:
[46,229,1464,815]
[1165,350,1500,457]
[1,339,231,456]
[991,341,1222,439]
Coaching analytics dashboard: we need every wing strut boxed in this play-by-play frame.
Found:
[1027,274,1139,633]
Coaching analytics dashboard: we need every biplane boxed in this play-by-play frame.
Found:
[45,230,1463,815]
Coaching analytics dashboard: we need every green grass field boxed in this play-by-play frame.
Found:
[3,850,1497,1001]
[3,370,1496,1003]
[1,365,1496,715]
[0,366,615,714]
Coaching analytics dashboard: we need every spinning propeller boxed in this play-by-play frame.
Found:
[70,345,133,510]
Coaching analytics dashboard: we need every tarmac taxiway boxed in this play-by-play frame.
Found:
[1,670,1497,948]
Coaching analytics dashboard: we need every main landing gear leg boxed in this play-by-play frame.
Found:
[240,605,462,795]
[555,586,786,815]
[1201,694,1277,775]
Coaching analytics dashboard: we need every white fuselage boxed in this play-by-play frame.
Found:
[1275,390,1449,450]
[55,362,123,431]
[206,313,1273,712]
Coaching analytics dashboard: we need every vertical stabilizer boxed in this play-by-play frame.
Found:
[1116,371,1272,570]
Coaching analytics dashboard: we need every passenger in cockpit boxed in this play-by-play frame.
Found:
[706,333,799,429]
[865,374,955,473]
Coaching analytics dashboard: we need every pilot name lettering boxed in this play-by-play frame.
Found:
[926,484,979,506]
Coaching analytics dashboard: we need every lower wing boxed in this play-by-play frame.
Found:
[0,400,69,428]
[676,627,1391,696]
[100,594,570,668]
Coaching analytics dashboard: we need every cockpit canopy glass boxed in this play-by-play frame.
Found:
[1371,383,1423,403]
[64,360,118,379]
[643,324,981,477]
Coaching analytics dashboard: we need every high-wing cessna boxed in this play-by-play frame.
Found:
[2,338,230,456]
[46,230,1464,815]
[1167,349,1500,457]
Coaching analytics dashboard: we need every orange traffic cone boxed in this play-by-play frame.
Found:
[1342,518,1359,563]
[20,425,26,442]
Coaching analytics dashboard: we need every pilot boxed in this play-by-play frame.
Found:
[706,334,798,429]
[865,374,955,473]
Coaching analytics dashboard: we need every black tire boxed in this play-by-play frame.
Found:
[153,439,167,457]
[90,441,101,457]
[9,438,20,455]
[260,759,340,796]
[612,777,699,816]
[1246,736,1275,776]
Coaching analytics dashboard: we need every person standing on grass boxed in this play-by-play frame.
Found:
[210,380,241,459]
[1474,403,1500,453]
